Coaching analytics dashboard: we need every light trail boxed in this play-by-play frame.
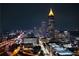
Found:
[11,47,20,56]
[39,38,50,56]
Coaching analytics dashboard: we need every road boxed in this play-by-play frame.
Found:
[0,33,53,56]
[0,32,24,55]
[39,37,51,56]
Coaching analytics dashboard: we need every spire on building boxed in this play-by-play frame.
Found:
[48,8,54,16]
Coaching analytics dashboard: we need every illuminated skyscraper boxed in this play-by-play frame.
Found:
[48,8,55,41]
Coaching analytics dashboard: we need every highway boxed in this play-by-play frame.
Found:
[39,37,50,56]
[0,32,24,55]
[0,32,53,56]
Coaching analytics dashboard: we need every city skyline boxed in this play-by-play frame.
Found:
[0,3,79,32]
[0,3,79,56]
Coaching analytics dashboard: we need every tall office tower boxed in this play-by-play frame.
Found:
[40,21,47,37]
[54,29,60,40]
[64,31,70,42]
[48,8,55,41]
[33,27,38,37]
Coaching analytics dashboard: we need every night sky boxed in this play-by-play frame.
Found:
[0,3,79,32]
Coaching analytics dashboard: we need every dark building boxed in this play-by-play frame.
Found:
[40,21,47,37]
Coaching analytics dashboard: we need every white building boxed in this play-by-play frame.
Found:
[23,38,38,46]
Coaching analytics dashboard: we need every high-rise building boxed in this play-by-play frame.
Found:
[48,8,55,41]
[33,27,39,37]
[64,31,70,42]
[40,21,47,37]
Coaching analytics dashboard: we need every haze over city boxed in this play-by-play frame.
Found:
[0,3,79,32]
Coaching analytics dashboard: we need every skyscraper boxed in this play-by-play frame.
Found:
[40,21,47,37]
[48,8,55,42]
[33,27,38,37]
